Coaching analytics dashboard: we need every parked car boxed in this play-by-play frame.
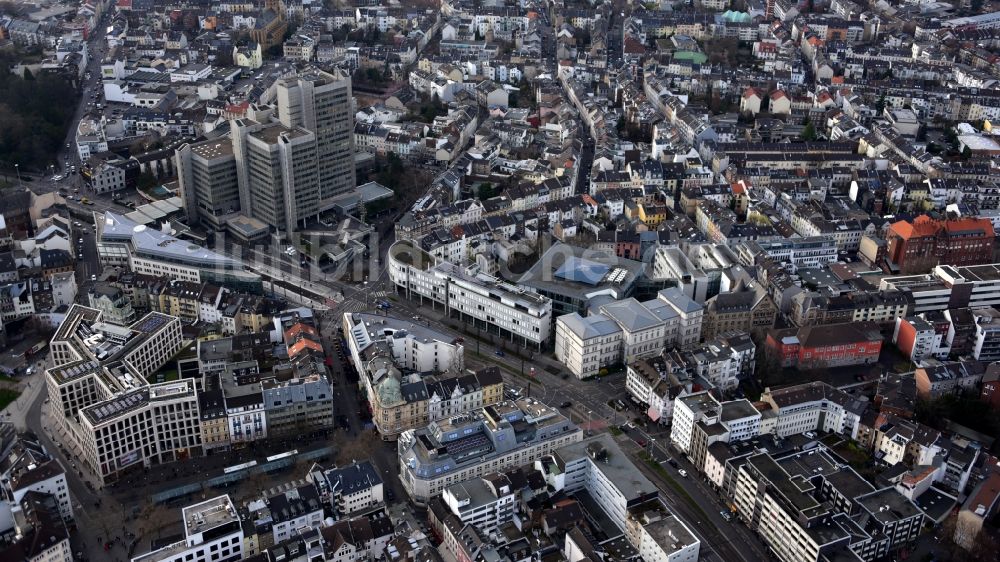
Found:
[720,510,732,522]
[560,401,572,408]
[678,469,687,478]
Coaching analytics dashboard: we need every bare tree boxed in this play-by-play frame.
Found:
[135,498,174,544]
[332,429,379,466]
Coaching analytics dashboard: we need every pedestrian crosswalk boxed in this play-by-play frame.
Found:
[371,290,387,299]
[340,300,370,314]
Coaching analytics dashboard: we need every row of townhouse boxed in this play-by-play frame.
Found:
[395,181,580,242]
[93,272,282,334]
[624,333,756,424]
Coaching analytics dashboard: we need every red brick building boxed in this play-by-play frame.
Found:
[766,322,883,370]
[886,215,996,273]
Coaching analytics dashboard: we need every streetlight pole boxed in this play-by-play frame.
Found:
[14,163,21,189]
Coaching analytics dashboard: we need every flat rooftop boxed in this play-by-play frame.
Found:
[81,387,149,426]
[556,433,658,501]
[190,138,234,159]
[100,211,245,270]
[182,495,239,535]
[856,487,922,524]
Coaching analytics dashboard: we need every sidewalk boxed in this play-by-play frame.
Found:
[3,376,42,431]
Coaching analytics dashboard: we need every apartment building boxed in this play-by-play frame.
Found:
[87,283,135,325]
[973,306,1000,361]
[132,495,243,562]
[670,392,761,470]
[441,475,516,536]
[893,314,951,362]
[249,484,325,544]
[397,399,582,504]
[540,434,700,562]
[737,236,839,273]
[686,334,755,390]
[701,279,777,340]
[794,290,913,327]
[264,314,335,437]
[914,360,984,399]
[388,240,552,348]
[0,493,72,562]
[732,447,922,562]
[0,434,71,532]
[321,461,384,517]
[759,381,867,439]
[954,472,1000,550]
[625,354,690,425]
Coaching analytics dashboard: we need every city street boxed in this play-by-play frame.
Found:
[618,424,772,562]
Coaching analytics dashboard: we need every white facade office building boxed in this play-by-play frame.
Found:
[45,304,193,485]
[760,381,867,439]
[541,434,701,562]
[441,475,516,536]
[96,212,260,292]
[388,240,552,348]
[737,237,839,273]
[276,68,356,203]
[555,312,622,379]
[131,495,243,562]
[556,290,703,379]
[398,399,581,504]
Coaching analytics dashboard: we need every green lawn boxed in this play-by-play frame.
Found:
[0,389,20,411]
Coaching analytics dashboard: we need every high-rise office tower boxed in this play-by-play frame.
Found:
[232,119,320,231]
[177,69,354,233]
[276,68,356,206]
[176,138,241,229]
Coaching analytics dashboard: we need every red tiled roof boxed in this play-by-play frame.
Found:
[942,218,995,237]
[966,472,1000,516]
[623,37,646,54]
[288,338,323,358]
[890,215,995,240]
[284,322,318,341]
